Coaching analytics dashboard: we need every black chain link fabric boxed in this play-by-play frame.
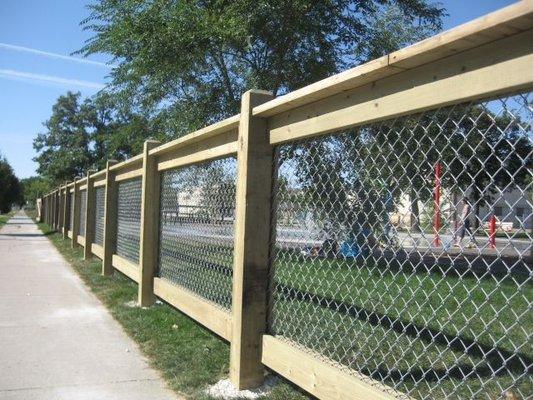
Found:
[268,93,532,399]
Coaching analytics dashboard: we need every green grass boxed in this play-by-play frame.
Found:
[30,215,308,400]
[31,212,532,399]
[141,241,533,399]
[270,254,533,398]
[0,211,15,228]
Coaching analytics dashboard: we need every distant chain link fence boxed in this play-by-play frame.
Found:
[157,157,237,309]
[79,190,87,237]
[268,92,532,399]
[94,186,105,246]
[117,179,142,264]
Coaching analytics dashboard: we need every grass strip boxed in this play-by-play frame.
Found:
[0,211,15,228]
[31,216,308,400]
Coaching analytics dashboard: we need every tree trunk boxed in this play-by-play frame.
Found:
[471,186,481,229]
[410,189,420,232]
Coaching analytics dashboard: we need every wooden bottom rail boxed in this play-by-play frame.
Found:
[112,254,140,282]
[77,235,86,247]
[91,243,104,260]
[153,277,232,341]
[261,335,405,400]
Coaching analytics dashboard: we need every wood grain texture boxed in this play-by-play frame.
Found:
[112,254,140,282]
[230,90,274,389]
[138,140,160,306]
[269,30,533,144]
[102,160,118,276]
[154,278,232,341]
[262,335,404,400]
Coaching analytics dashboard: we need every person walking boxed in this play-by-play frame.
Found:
[455,197,478,248]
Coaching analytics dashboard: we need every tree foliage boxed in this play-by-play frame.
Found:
[0,155,23,213]
[20,176,52,208]
[33,92,94,183]
[35,0,449,216]
[78,0,445,138]
[32,92,156,183]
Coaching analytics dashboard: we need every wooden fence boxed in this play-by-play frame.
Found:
[39,2,533,399]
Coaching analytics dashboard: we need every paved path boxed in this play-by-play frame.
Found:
[0,212,178,400]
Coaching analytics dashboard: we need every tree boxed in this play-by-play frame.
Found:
[448,102,532,228]
[89,92,158,165]
[273,3,444,243]
[33,92,157,182]
[0,155,23,213]
[20,176,51,209]
[33,92,94,183]
[78,0,445,139]
[360,100,532,232]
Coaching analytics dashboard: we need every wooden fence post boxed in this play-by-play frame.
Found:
[37,198,42,222]
[50,193,53,225]
[51,191,55,227]
[54,190,58,229]
[230,89,274,389]
[52,191,56,229]
[49,192,53,226]
[84,171,96,260]
[102,160,118,276]
[72,179,80,248]
[138,140,161,307]
[57,186,63,231]
[54,190,59,229]
[62,183,69,238]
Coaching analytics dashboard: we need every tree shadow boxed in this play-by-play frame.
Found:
[274,283,532,380]
[0,231,56,237]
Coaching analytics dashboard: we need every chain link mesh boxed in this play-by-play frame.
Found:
[158,157,237,310]
[79,190,87,237]
[268,92,532,399]
[117,179,142,264]
[94,186,105,246]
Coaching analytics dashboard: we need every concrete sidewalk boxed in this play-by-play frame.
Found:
[0,212,178,400]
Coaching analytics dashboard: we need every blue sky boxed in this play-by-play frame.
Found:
[0,0,517,179]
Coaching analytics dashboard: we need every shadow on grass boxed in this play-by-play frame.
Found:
[0,231,56,237]
[32,220,310,400]
[275,283,532,380]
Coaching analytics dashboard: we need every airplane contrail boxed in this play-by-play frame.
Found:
[0,42,116,68]
[0,69,105,89]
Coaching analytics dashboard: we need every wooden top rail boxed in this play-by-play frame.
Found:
[149,114,240,157]
[74,177,88,187]
[267,20,533,144]
[108,153,143,172]
[253,0,533,118]
[91,169,106,179]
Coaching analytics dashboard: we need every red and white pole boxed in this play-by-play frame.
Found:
[489,214,496,249]
[433,162,442,247]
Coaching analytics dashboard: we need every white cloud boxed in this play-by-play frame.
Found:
[0,69,105,89]
[0,42,116,68]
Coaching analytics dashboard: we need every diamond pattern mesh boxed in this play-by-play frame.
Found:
[268,93,532,399]
[158,157,236,310]
[95,186,105,246]
[117,179,142,264]
[79,190,87,237]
